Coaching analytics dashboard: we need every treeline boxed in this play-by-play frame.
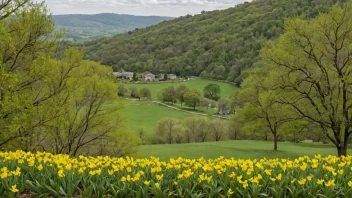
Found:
[83,0,337,85]
[137,116,327,145]
[118,84,152,99]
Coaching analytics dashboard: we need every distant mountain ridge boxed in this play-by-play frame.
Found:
[52,13,174,40]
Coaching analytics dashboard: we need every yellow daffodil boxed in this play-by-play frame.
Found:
[155,183,160,189]
[10,185,19,193]
[227,189,234,195]
[156,174,163,180]
[298,178,306,185]
[317,179,324,185]
[229,172,236,179]
[264,169,272,176]
[276,174,282,181]
[325,180,335,187]
[58,169,65,178]
[144,181,150,185]
[348,181,352,187]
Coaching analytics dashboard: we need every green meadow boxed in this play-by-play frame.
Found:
[120,79,238,133]
[139,140,347,160]
[124,78,239,99]
[121,99,200,133]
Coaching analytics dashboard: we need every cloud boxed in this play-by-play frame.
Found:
[45,0,249,16]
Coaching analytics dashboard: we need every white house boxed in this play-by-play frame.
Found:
[167,74,177,80]
[122,72,133,79]
[145,73,156,81]
[113,72,122,77]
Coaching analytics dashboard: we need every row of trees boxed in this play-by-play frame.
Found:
[118,84,152,99]
[0,0,138,156]
[154,117,228,144]
[137,115,325,145]
[231,2,352,156]
[157,84,234,113]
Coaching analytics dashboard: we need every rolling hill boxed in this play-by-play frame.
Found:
[52,13,173,40]
[83,0,339,85]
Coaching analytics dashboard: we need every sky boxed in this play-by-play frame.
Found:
[45,0,250,17]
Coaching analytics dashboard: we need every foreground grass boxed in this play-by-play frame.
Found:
[125,79,239,99]
[139,140,349,160]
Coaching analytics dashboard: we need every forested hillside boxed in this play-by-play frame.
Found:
[52,14,173,40]
[83,0,339,85]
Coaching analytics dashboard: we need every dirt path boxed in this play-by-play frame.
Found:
[152,101,229,120]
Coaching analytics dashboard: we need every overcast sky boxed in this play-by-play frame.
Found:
[45,0,250,17]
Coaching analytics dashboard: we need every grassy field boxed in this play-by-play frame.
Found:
[121,99,201,133]
[138,140,347,160]
[125,78,239,99]
[120,79,237,133]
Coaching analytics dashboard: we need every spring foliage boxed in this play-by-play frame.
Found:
[0,0,138,156]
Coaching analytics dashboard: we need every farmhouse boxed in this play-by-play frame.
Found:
[167,74,177,80]
[121,72,133,79]
[141,71,152,77]
[145,73,156,81]
[157,73,166,80]
[113,72,122,77]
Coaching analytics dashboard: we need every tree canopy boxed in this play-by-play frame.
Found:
[235,1,352,156]
[0,0,137,156]
[83,0,338,85]
[203,83,221,101]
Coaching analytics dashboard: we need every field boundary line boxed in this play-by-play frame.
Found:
[152,101,229,120]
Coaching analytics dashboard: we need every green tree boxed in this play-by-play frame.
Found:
[136,128,147,145]
[261,2,352,156]
[118,84,128,97]
[132,72,138,81]
[130,87,140,99]
[0,0,57,148]
[183,117,200,143]
[228,116,242,140]
[203,83,221,101]
[196,117,210,142]
[0,1,138,156]
[158,86,177,104]
[209,119,226,141]
[200,98,212,109]
[217,97,230,114]
[183,88,202,110]
[176,85,187,106]
[155,118,181,144]
[140,87,152,99]
[229,91,240,114]
[235,67,298,151]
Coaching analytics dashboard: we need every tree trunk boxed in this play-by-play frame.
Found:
[273,134,278,151]
[337,146,347,157]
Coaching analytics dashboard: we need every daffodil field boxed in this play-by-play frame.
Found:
[0,151,352,197]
